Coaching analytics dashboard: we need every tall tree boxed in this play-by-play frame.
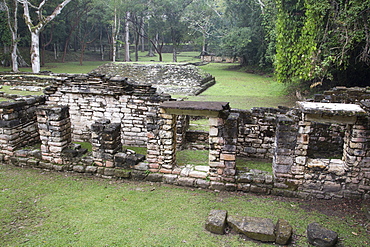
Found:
[183,0,223,54]
[151,0,193,62]
[18,0,72,73]
[2,0,19,71]
[221,0,268,67]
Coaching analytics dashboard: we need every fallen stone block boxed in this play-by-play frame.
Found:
[205,210,227,234]
[275,218,292,245]
[307,222,338,247]
[227,215,275,242]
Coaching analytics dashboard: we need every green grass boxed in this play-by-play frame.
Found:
[0,165,368,246]
[236,158,273,174]
[123,146,147,155]
[183,63,296,110]
[0,85,44,96]
[177,150,209,166]
[189,118,210,131]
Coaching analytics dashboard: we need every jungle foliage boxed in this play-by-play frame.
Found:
[0,0,369,86]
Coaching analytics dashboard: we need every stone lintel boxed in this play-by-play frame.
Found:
[160,101,230,117]
[297,102,365,124]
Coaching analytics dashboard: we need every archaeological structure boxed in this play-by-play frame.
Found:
[0,63,369,200]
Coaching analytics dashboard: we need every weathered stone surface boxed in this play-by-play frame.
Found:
[307,222,338,247]
[275,219,292,245]
[227,215,275,242]
[205,210,227,234]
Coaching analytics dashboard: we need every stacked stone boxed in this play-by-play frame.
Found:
[273,115,298,180]
[0,97,45,159]
[236,108,288,160]
[208,117,224,181]
[121,97,150,146]
[36,105,71,164]
[176,115,189,148]
[315,86,370,103]
[45,74,171,145]
[344,116,370,197]
[146,108,177,173]
[91,119,122,167]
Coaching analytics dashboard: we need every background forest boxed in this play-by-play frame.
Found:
[0,0,369,90]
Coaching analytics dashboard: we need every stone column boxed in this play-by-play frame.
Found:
[91,119,122,167]
[273,115,298,178]
[209,117,224,181]
[220,113,239,182]
[36,105,71,164]
[146,108,177,173]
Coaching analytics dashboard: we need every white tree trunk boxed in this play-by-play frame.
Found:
[19,0,72,73]
[112,7,117,62]
[30,32,41,73]
[124,11,130,62]
[11,33,18,72]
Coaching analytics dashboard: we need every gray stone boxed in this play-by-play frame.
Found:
[227,215,275,242]
[307,222,338,247]
[178,177,195,187]
[145,173,163,182]
[73,165,85,173]
[205,210,227,234]
[275,219,292,245]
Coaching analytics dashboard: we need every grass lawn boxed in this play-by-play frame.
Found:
[1,165,369,247]
[2,52,367,246]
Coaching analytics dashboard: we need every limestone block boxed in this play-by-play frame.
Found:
[328,160,347,176]
[227,215,275,242]
[275,219,292,245]
[73,165,85,173]
[163,174,178,184]
[195,179,210,189]
[307,222,338,247]
[307,159,328,169]
[189,170,207,179]
[114,169,131,178]
[205,210,227,234]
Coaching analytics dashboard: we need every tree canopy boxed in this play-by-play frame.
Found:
[0,0,369,87]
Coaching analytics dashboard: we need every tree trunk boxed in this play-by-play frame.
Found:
[100,29,104,61]
[140,16,145,52]
[30,32,41,73]
[112,7,117,62]
[124,11,130,62]
[21,0,72,73]
[172,45,177,62]
[11,32,18,72]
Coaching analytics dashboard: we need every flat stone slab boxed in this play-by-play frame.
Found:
[160,101,230,117]
[297,102,366,124]
[297,102,366,116]
[227,215,275,242]
[205,210,227,234]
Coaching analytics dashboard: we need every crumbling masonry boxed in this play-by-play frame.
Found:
[1,71,370,200]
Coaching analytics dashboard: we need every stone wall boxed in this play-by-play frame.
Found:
[2,81,370,200]
[91,63,216,96]
[0,96,45,159]
[44,74,171,146]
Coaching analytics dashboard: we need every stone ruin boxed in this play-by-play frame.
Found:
[90,62,216,96]
[0,67,370,200]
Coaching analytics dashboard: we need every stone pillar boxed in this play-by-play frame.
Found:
[209,117,224,181]
[36,105,71,164]
[91,119,122,167]
[220,113,239,182]
[146,108,176,173]
[345,116,370,197]
[273,115,298,178]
